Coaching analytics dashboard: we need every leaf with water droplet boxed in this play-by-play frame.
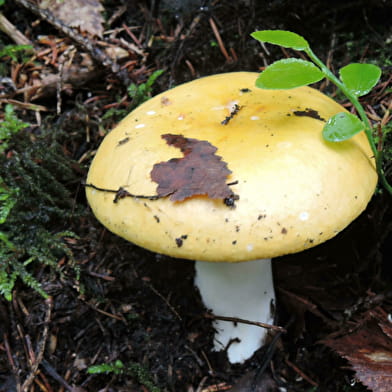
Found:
[322,112,364,142]
[256,58,324,89]
[339,63,381,97]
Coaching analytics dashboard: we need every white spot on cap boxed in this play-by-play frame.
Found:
[211,105,225,111]
[178,114,185,120]
[227,100,239,111]
[246,244,254,252]
[277,141,292,149]
[250,116,260,121]
[299,211,309,221]
[135,123,145,129]
[211,100,240,112]
[146,110,156,115]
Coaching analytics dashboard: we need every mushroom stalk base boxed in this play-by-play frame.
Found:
[194,258,275,364]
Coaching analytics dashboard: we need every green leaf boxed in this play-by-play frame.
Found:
[256,58,324,89]
[339,63,382,97]
[0,44,33,62]
[0,181,18,224]
[251,30,309,51]
[0,231,15,250]
[127,69,164,108]
[0,265,17,302]
[0,104,29,153]
[322,112,364,142]
[88,360,125,375]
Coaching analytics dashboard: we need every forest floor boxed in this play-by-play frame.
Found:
[0,1,391,391]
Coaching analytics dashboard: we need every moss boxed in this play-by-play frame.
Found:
[0,123,81,300]
[88,360,161,392]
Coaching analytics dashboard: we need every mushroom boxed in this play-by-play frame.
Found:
[86,72,377,364]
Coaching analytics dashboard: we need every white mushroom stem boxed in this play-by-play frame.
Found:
[194,259,275,364]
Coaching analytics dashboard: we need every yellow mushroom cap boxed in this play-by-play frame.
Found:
[86,72,377,262]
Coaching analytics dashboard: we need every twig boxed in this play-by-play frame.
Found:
[200,383,231,392]
[0,98,48,111]
[56,46,75,114]
[21,297,53,392]
[195,376,208,392]
[84,182,162,202]
[251,328,284,390]
[229,47,238,62]
[87,270,115,281]
[13,0,130,87]
[85,181,239,205]
[185,59,196,78]
[168,13,203,86]
[285,358,318,387]
[145,282,183,322]
[208,17,232,63]
[200,349,214,375]
[122,23,142,48]
[41,360,86,392]
[204,313,286,332]
[3,333,22,391]
[84,301,126,322]
[0,12,32,45]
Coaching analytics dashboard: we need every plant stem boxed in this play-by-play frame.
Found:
[305,47,392,195]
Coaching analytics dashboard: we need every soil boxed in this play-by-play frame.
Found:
[0,1,391,391]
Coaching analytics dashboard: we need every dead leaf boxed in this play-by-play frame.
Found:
[323,308,392,392]
[39,0,104,37]
[151,134,236,202]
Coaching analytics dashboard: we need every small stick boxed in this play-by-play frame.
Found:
[168,13,202,86]
[229,47,238,62]
[84,183,162,202]
[122,23,142,48]
[41,360,83,392]
[84,301,125,322]
[208,17,232,63]
[0,12,32,45]
[200,382,231,392]
[185,59,196,77]
[204,313,286,332]
[146,282,182,322]
[3,333,22,390]
[285,358,318,387]
[87,270,115,281]
[56,46,75,114]
[21,297,53,392]
[0,98,48,112]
